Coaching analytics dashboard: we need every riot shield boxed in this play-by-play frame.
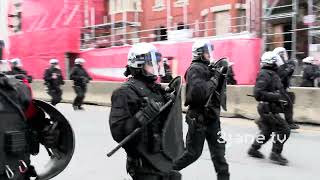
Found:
[137,76,184,173]
[208,58,229,111]
[32,100,75,180]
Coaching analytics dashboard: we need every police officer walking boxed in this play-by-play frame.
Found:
[109,43,181,180]
[273,47,299,129]
[160,58,173,83]
[43,59,65,106]
[7,58,33,83]
[172,40,230,180]
[248,51,291,166]
[300,57,320,87]
[0,60,10,74]
[226,62,237,85]
[70,58,91,110]
[0,72,60,180]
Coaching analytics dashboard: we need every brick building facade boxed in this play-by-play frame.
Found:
[82,0,262,47]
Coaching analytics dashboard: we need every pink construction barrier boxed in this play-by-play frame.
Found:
[81,39,261,85]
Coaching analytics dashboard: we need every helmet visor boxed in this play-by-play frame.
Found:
[144,51,164,76]
[204,43,214,62]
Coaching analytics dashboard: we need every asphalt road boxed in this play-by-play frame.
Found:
[31,104,320,180]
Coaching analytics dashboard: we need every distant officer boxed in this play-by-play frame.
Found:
[300,57,320,87]
[70,58,91,110]
[0,60,11,74]
[248,51,291,166]
[226,62,237,85]
[160,58,173,83]
[43,59,65,106]
[273,47,299,129]
[8,58,33,83]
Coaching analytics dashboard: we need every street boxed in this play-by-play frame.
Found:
[32,104,320,180]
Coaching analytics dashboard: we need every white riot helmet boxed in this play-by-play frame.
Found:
[273,47,288,62]
[75,58,86,65]
[49,58,59,65]
[127,43,164,78]
[10,58,22,67]
[302,57,318,65]
[192,40,214,62]
[261,51,284,68]
[0,60,11,72]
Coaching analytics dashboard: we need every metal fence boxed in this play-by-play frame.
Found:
[80,15,248,49]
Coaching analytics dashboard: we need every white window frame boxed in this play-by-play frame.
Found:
[153,0,165,11]
[174,0,189,8]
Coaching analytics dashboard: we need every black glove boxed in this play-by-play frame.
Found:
[40,122,60,148]
[134,98,162,126]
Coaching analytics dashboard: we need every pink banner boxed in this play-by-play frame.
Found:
[81,39,261,85]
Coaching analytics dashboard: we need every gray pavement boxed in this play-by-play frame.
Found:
[32,104,320,180]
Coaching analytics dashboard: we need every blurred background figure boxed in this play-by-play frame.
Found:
[44,58,65,106]
[273,47,299,129]
[8,58,33,83]
[160,58,173,83]
[0,59,10,74]
[227,62,237,85]
[70,58,91,110]
[300,57,320,87]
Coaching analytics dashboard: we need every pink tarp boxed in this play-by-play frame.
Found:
[8,0,83,77]
[80,39,262,85]
[7,0,261,85]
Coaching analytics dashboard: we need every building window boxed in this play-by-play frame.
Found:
[155,26,167,41]
[153,0,165,11]
[110,0,142,14]
[8,0,22,33]
[215,11,230,35]
[174,0,189,7]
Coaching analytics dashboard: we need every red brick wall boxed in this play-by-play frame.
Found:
[102,0,251,40]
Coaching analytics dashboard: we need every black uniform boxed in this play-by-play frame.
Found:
[43,66,64,106]
[173,60,230,180]
[0,74,59,180]
[109,76,180,180]
[70,64,91,109]
[161,63,173,83]
[300,63,320,87]
[227,66,237,85]
[277,60,295,125]
[7,67,33,83]
[250,66,291,156]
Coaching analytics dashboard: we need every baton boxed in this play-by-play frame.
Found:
[107,98,174,157]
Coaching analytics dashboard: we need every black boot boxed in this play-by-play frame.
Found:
[270,152,288,166]
[217,173,230,180]
[73,105,79,110]
[248,147,265,159]
[78,106,85,110]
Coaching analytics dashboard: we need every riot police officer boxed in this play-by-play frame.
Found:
[70,58,91,110]
[109,43,181,180]
[273,47,299,129]
[0,73,60,180]
[248,51,291,166]
[7,58,33,83]
[300,57,320,87]
[226,62,237,85]
[160,58,173,83]
[43,59,65,106]
[0,60,10,74]
[172,40,230,180]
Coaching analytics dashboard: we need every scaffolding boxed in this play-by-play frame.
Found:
[80,15,249,49]
[263,0,320,61]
